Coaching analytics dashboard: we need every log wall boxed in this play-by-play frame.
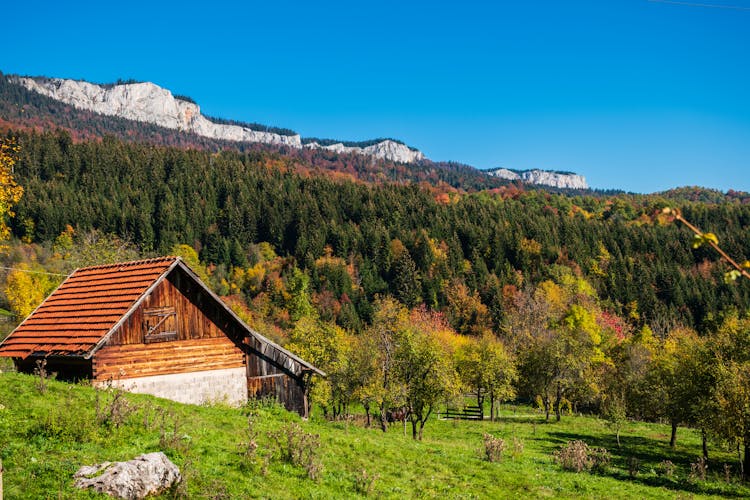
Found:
[93,337,244,380]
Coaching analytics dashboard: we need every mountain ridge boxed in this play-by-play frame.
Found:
[15,76,426,164]
[3,71,588,191]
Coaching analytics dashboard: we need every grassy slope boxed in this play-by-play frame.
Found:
[0,371,748,499]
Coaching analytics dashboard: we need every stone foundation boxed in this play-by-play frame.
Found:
[95,367,247,406]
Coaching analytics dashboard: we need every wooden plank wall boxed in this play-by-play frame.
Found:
[247,373,307,416]
[107,274,226,346]
[93,337,244,380]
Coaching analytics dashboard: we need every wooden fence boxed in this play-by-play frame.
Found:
[440,404,483,420]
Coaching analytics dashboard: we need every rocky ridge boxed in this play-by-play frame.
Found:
[13,75,586,186]
[16,77,423,163]
[486,167,588,190]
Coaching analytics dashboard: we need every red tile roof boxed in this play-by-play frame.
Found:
[0,257,178,358]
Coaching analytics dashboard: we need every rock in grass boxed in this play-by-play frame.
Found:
[73,452,181,499]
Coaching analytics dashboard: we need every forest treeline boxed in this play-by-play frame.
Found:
[5,128,750,334]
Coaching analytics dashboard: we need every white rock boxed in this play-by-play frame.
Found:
[363,140,425,163]
[16,77,424,163]
[73,452,181,500]
[487,168,521,181]
[487,168,588,189]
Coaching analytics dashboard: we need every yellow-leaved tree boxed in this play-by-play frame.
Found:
[0,139,23,247]
[5,264,59,319]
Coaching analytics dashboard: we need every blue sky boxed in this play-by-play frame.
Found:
[3,0,750,193]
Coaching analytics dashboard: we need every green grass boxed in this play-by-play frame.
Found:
[0,372,748,499]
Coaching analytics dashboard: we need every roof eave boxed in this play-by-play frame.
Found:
[0,271,72,356]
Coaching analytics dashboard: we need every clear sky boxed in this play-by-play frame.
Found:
[3,0,750,193]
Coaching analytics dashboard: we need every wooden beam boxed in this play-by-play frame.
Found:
[247,373,286,380]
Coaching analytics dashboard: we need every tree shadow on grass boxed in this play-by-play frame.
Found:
[544,430,698,464]
[544,430,749,498]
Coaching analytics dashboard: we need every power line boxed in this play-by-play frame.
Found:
[648,0,750,11]
[0,266,69,277]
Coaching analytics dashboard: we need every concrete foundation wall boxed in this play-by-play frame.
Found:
[95,367,247,406]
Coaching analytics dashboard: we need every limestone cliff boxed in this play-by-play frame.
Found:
[486,168,588,190]
[16,76,424,163]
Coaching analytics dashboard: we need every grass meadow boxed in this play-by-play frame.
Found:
[0,371,748,499]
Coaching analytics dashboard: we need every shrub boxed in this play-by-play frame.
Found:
[689,457,708,482]
[553,440,610,473]
[268,422,322,480]
[511,436,524,460]
[627,456,640,478]
[657,460,675,478]
[238,411,269,475]
[589,447,611,473]
[159,410,191,457]
[353,469,379,496]
[34,359,48,394]
[724,463,733,483]
[483,433,506,462]
[95,388,136,429]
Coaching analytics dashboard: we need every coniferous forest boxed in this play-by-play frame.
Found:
[6,128,750,332]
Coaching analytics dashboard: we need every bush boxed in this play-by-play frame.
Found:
[553,440,610,473]
[353,469,379,496]
[268,422,322,480]
[724,463,733,483]
[238,411,269,474]
[690,457,708,482]
[159,410,191,457]
[627,456,640,478]
[511,436,524,460]
[657,460,675,478]
[483,433,506,462]
[95,388,137,429]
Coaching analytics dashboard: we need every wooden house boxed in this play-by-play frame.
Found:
[0,257,323,416]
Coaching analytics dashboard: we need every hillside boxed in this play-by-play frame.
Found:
[0,371,747,499]
[0,72,591,191]
[6,129,750,333]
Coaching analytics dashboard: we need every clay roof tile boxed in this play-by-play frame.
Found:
[0,257,178,359]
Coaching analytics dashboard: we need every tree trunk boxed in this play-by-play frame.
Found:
[544,398,550,421]
[418,419,426,441]
[411,419,418,440]
[669,421,678,449]
[616,428,621,448]
[379,403,387,432]
[554,383,562,422]
[477,390,484,420]
[364,404,371,428]
[490,396,496,422]
[743,442,750,482]
[702,428,708,461]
